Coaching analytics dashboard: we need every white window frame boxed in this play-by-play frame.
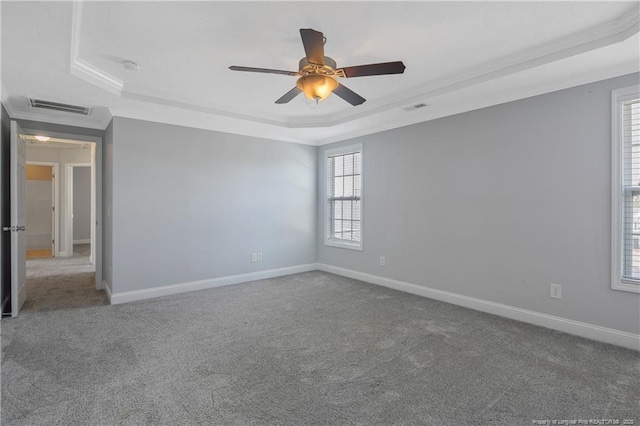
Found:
[611,85,640,293]
[324,143,363,251]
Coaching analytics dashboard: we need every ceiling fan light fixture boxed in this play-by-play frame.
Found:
[34,135,50,142]
[296,75,338,101]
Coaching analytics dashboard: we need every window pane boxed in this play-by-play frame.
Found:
[352,221,361,241]
[333,201,342,219]
[353,200,361,221]
[334,155,344,177]
[334,220,342,233]
[343,201,352,220]
[334,177,344,197]
[343,154,354,175]
[354,175,361,197]
[354,152,361,174]
[623,100,640,281]
[343,176,353,197]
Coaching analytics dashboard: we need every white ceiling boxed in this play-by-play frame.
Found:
[1,1,639,145]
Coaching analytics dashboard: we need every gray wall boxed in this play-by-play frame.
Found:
[1,105,11,313]
[103,120,113,290]
[72,167,91,242]
[110,117,317,293]
[318,72,640,335]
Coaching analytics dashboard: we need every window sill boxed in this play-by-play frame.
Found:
[612,280,640,293]
[325,239,362,251]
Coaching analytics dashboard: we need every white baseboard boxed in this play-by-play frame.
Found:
[110,263,319,305]
[318,264,640,351]
[73,239,90,244]
[102,280,112,303]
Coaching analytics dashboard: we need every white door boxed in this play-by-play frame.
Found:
[51,167,56,256]
[11,121,26,317]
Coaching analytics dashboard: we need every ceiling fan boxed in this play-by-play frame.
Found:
[229,28,406,106]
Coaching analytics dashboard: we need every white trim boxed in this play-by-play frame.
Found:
[69,2,123,96]
[317,264,640,351]
[73,239,90,244]
[324,143,363,251]
[611,86,640,293]
[110,263,319,305]
[66,163,92,259]
[102,280,112,302]
[25,161,60,257]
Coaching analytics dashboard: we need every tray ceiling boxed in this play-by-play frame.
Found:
[1,1,639,145]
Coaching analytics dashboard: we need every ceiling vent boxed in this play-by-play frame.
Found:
[28,98,91,115]
[402,102,429,112]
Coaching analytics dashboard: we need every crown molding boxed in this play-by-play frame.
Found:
[313,3,640,129]
[120,87,288,128]
[315,61,640,146]
[108,106,316,146]
[70,1,123,96]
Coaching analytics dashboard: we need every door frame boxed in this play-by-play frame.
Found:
[26,161,60,257]
[66,163,92,261]
[21,128,103,291]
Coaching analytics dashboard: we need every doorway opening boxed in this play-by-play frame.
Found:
[19,132,105,312]
[25,162,58,259]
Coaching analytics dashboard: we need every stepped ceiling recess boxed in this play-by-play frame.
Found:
[1,2,639,145]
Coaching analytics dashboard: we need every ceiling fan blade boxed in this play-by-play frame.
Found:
[275,87,302,104]
[332,84,366,106]
[300,28,325,65]
[229,66,298,76]
[338,61,406,78]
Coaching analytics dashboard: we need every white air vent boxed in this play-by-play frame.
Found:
[28,98,91,115]
[402,102,429,112]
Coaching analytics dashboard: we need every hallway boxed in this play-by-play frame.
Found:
[24,244,107,311]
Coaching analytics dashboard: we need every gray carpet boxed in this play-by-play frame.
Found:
[1,271,638,425]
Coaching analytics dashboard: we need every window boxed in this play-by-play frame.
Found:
[612,86,640,293]
[325,144,362,250]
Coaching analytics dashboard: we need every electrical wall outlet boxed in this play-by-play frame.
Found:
[550,283,562,299]
[251,253,257,263]
[379,256,386,266]
[257,252,263,261]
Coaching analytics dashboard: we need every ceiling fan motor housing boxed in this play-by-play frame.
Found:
[298,57,344,77]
